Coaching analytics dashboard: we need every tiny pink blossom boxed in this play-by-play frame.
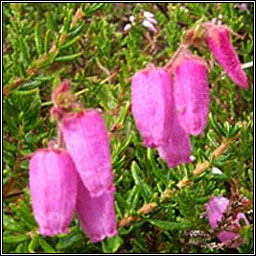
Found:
[205,23,248,89]
[173,53,209,135]
[76,178,117,243]
[205,196,249,248]
[29,146,77,236]
[60,109,114,198]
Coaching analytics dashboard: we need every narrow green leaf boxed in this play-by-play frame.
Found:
[28,234,39,253]
[3,234,28,243]
[60,35,80,50]
[68,23,84,39]
[131,161,153,202]
[37,51,59,68]
[63,9,73,33]
[44,29,52,54]
[39,238,56,253]
[56,232,84,250]
[55,52,82,62]
[19,37,30,66]
[148,219,189,231]
[34,23,43,56]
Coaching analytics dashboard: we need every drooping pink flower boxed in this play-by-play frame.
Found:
[29,145,77,236]
[157,119,191,168]
[205,196,249,248]
[131,65,173,148]
[173,53,209,135]
[132,65,191,167]
[205,23,248,89]
[76,178,117,243]
[60,109,114,198]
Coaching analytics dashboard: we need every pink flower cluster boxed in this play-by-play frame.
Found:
[132,23,248,168]
[206,196,249,248]
[29,81,117,243]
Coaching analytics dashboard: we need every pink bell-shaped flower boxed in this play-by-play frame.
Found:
[60,109,114,198]
[132,65,191,167]
[205,23,248,89]
[76,178,118,243]
[29,144,78,236]
[131,65,173,148]
[157,119,191,168]
[205,196,249,248]
[173,52,209,136]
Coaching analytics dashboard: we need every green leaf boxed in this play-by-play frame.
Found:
[60,35,80,50]
[28,234,39,253]
[39,237,56,253]
[44,29,53,54]
[37,51,59,68]
[34,23,43,56]
[3,234,28,243]
[101,235,123,253]
[209,113,226,137]
[131,161,153,202]
[68,23,84,39]
[55,52,82,62]
[148,219,189,231]
[85,3,105,16]
[3,213,24,232]
[56,232,84,250]
[19,37,30,66]
[63,9,73,33]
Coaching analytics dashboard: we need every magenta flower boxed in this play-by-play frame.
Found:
[173,53,209,135]
[60,109,114,198]
[205,196,249,248]
[205,23,248,89]
[131,65,173,148]
[157,120,191,168]
[132,65,191,167]
[29,145,78,236]
[76,178,117,243]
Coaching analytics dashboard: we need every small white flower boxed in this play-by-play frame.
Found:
[211,18,217,24]
[124,23,132,32]
[144,11,154,19]
[142,19,157,33]
[212,167,222,175]
[189,155,196,162]
[145,16,157,25]
[218,14,223,20]
[129,15,135,23]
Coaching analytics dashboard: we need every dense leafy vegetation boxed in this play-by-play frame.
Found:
[3,3,253,253]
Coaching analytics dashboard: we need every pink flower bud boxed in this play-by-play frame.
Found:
[52,80,71,106]
[60,109,114,198]
[29,147,77,236]
[173,53,209,135]
[205,24,248,89]
[131,66,173,148]
[76,178,117,243]
[205,196,249,248]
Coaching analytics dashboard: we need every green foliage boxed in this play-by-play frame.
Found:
[3,3,253,253]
